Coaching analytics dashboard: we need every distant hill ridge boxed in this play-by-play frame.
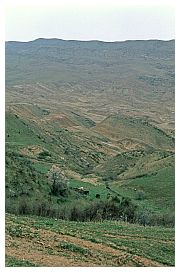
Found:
[6,37,175,43]
[5,38,175,87]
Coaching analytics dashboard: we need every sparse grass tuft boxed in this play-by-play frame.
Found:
[58,241,91,255]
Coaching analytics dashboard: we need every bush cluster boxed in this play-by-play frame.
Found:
[135,210,175,227]
[6,196,137,223]
[6,196,174,227]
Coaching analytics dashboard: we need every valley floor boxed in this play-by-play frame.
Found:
[6,213,175,267]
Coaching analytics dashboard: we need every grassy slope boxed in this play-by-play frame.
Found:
[6,213,175,267]
[95,114,174,150]
[5,111,106,174]
[5,112,42,146]
[68,165,175,215]
[111,166,175,214]
[5,150,51,200]
[95,149,174,178]
[5,108,175,218]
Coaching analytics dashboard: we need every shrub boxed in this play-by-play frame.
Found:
[135,210,152,226]
[6,193,174,227]
[150,212,175,227]
[111,195,121,203]
[18,198,32,215]
[135,210,175,227]
[51,180,69,197]
[118,197,137,223]
[38,150,51,159]
[58,242,90,255]
[135,190,146,200]
[32,199,51,217]
[102,172,118,181]
[70,205,83,221]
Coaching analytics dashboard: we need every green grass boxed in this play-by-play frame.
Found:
[6,255,39,267]
[96,149,146,179]
[33,162,51,174]
[5,144,174,220]
[5,112,42,146]
[6,109,107,174]
[5,149,53,207]
[107,237,174,265]
[95,147,174,180]
[69,179,109,200]
[6,213,175,266]
[5,111,174,212]
[112,166,175,213]
[70,162,174,216]
[58,241,91,255]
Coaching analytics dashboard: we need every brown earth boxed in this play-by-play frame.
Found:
[6,226,165,267]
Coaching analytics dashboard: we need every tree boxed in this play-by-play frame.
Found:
[48,165,69,197]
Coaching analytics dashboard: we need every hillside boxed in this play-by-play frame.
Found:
[5,38,175,266]
[6,39,175,90]
[6,213,175,267]
[95,114,174,150]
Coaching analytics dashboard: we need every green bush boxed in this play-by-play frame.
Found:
[51,180,69,197]
[58,242,90,255]
[135,190,146,200]
[102,172,118,181]
[135,210,175,227]
[6,193,173,227]
[38,150,51,159]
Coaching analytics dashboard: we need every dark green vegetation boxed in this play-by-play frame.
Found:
[6,213,175,266]
[5,256,39,267]
[5,39,175,266]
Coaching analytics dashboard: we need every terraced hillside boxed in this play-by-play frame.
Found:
[6,213,175,267]
[5,39,175,266]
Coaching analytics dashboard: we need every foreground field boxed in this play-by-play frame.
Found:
[6,213,175,267]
